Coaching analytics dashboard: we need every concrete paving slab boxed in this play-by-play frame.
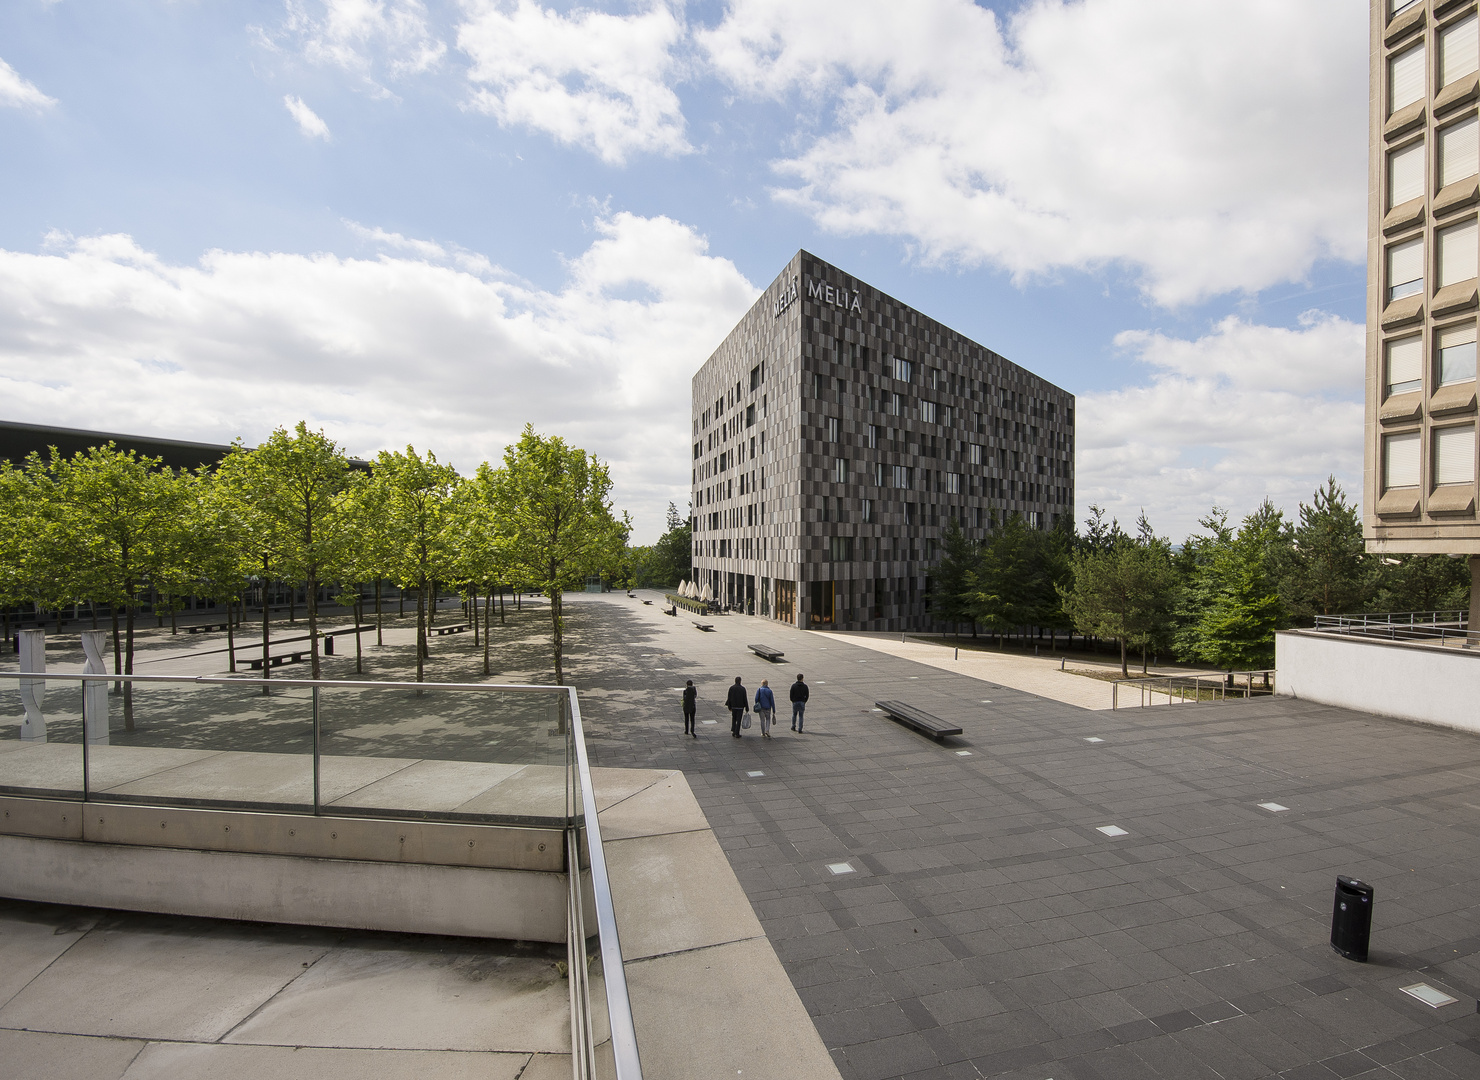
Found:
[0,741,84,791]
[103,749,412,808]
[452,763,568,819]
[625,937,842,1080]
[516,1052,578,1080]
[0,902,99,1008]
[0,916,331,1042]
[224,936,571,1053]
[325,758,525,812]
[593,769,708,841]
[602,827,763,962]
[119,1042,530,1080]
[0,1027,143,1080]
[589,766,670,812]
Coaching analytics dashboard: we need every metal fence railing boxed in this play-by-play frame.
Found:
[1309,611,1473,649]
[1111,669,1277,709]
[0,670,641,1080]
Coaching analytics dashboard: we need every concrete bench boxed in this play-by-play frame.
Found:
[246,651,307,671]
[875,700,963,740]
[186,623,229,635]
[431,624,470,637]
[642,599,653,605]
[693,621,715,632]
[748,644,785,662]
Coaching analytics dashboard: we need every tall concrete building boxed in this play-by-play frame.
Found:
[1367,0,1480,615]
[690,251,1074,631]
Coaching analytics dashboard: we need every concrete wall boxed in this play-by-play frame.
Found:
[1276,630,1480,734]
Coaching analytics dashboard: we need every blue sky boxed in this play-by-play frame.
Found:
[0,0,1368,543]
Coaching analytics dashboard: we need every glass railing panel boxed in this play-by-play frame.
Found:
[0,676,84,798]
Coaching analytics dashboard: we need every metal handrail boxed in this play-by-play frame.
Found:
[1111,669,1276,709]
[1,670,643,1080]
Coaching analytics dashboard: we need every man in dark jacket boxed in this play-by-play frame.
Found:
[726,676,750,738]
[682,680,697,737]
[789,673,809,732]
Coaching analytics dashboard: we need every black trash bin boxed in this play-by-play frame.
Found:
[1331,875,1374,962]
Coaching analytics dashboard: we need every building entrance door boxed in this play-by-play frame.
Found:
[745,575,755,615]
[775,579,796,624]
[809,581,834,628]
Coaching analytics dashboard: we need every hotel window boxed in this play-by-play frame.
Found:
[1440,118,1478,188]
[749,365,760,391]
[1438,220,1478,286]
[1388,236,1424,301]
[1392,0,1419,15]
[946,473,961,494]
[862,498,873,523]
[826,416,839,442]
[1385,334,1420,396]
[892,357,912,382]
[1442,14,1479,89]
[1436,425,1477,486]
[1385,431,1422,490]
[873,462,884,486]
[1439,323,1478,385]
[829,536,854,562]
[970,443,983,465]
[866,424,878,449]
[888,392,904,416]
[834,458,849,484]
[1389,140,1425,207]
[920,400,938,424]
[892,465,912,489]
[1390,43,1425,116]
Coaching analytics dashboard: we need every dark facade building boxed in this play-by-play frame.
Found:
[690,251,1075,631]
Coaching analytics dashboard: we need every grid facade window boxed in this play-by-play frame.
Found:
[1390,140,1424,206]
[1441,14,1479,88]
[1438,220,1478,287]
[1386,431,1421,490]
[1439,324,1477,386]
[1389,236,1424,301]
[1440,118,1478,188]
[1387,335,1422,396]
[1390,43,1426,115]
[1435,425,1477,486]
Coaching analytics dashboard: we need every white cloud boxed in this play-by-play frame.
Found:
[274,0,446,92]
[0,58,57,110]
[0,215,758,543]
[457,0,690,165]
[1077,312,1365,540]
[284,94,332,139]
[701,0,1367,306]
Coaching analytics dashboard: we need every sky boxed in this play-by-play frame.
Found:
[0,0,1370,545]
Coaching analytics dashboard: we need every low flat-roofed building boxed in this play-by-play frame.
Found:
[690,250,1075,631]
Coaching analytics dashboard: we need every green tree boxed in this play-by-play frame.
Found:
[928,517,980,634]
[373,446,462,684]
[487,426,629,684]
[1190,505,1286,669]
[1369,553,1471,613]
[1282,477,1366,619]
[964,513,1044,647]
[1060,533,1178,677]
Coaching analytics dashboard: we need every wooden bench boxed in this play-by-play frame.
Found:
[748,644,785,662]
[874,700,963,740]
[186,623,229,635]
[431,624,470,637]
[692,621,715,632]
[247,651,307,671]
[642,599,653,605]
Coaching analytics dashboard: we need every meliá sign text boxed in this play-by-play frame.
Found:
[807,278,863,315]
[772,276,798,318]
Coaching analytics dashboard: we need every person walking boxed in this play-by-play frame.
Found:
[682,680,697,737]
[790,673,809,732]
[725,676,750,738]
[754,679,776,738]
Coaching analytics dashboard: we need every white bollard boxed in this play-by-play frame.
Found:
[81,629,110,745]
[18,628,46,742]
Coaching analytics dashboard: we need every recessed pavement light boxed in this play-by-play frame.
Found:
[1258,802,1290,813]
[1097,825,1128,837]
[955,750,973,756]
[701,720,718,725]
[826,862,855,875]
[746,770,765,777]
[909,676,920,680]
[1401,983,1459,1008]
[1085,737,1104,743]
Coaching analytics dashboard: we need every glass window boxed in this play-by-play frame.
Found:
[920,400,938,424]
[1388,236,1424,301]
[1390,140,1425,207]
[1442,14,1479,88]
[1435,425,1476,485]
[1439,323,1478,385]
[826,417,839,442]
[1390,0,1418,13]
[1439,220,1479,286]
[1390,43,1426,115]
[1386,336,1423,395]
[1440,117,1478,187]
[1385,431,1422,489]
[834,458,849,484]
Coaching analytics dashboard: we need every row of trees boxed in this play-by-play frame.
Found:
[0,423,630,723]
[929,478,1471,675]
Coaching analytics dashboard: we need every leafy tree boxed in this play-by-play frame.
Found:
[1060,532,1178,677]
[487,426,629,684]
[965,513,1044,646]
[373,446,462,684]
[1369,553,1471,613]
[1189,505,1285,669]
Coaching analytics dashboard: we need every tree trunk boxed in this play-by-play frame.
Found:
[500,586,505,624]
[415,574,427,684]
[226,603,236,673]
[428,585,437,628]
[170,602,177,635]
[111,606,122,695]
[261,562,272,696]
[1141,641,1149,675]
[289,585,296,624]
[399,588,405,616]
[124,596,136,731]
[354,597,363,675]
[483,589,492,676]
[551,581,564,685]
[375,580,383,646]
[307,570,320,681]
[1119,636,1128,678]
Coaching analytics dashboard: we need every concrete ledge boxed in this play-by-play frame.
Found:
[0,834,573,941]
[1276,629,1480,734]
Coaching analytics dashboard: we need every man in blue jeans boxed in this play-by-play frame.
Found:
[789,673,809,732]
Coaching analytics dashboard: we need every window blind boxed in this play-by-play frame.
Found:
[1391,141,1425,206]
[1442,14,1479,87]
[1439,323,1478,385]
[1391,44,1426,114]
[1386,432,1421,488]
[1389,236,1425,299]
[1439,220,1478,286]
[1387,335,1423,392]
[1435,425,1476,485]
[1440,117,1479,187]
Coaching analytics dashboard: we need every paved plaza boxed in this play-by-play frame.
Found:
[5,592,1480,1079]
